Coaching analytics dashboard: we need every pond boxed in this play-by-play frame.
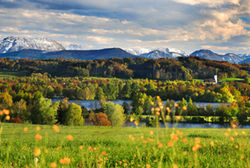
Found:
[52,99,230,110]
[124,122,250,129]
[52,99,249,128]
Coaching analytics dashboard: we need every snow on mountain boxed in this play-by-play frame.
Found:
[0,36,65,53]
[140,48,186,59]
[126,47,186,59]
[190,49,250,63]
[125,48,152,55]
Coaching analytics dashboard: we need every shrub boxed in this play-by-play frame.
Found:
[104,102,125,127]
[64,103,84,126]
[90,112,111,126]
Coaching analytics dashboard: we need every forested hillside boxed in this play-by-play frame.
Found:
[0,56,249,80]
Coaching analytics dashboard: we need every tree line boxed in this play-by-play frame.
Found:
[0,75,249,103]
[0,57,249,80]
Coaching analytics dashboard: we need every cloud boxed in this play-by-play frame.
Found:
[202,45,249,51]
[172,0,240,7]
[0,0,249,54]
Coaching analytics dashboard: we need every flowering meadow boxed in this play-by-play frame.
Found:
[0,122,249,168]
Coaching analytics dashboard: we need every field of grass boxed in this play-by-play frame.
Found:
[192,79,204,82]
[0,71,27,78]
[0,123,249,168]
[220,78,244,82]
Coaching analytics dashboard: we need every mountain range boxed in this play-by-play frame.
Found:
[0,36,249,63]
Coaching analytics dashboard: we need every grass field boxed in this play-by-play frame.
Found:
[0,123,249,168]
[220,78,244,82]
[0,71,27,78]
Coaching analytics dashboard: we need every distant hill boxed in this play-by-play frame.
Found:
[190,49,249,63]
[240,58,250,64]
[0,36,249,63]
[0,48,137,60]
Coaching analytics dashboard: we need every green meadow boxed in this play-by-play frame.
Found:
[0,71,26,78]
[0,123,249,168]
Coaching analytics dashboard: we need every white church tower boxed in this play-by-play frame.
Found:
[214,75,218,84]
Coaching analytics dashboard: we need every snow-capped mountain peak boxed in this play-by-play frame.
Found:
[126,47,187,59]
[0,36,65,53]
[125,48,152,55]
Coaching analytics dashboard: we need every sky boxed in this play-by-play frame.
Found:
[0,0,249,54]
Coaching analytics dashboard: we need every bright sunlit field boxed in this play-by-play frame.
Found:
[0,123,249,168]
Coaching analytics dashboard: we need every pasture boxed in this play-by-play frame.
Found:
[0,123,249,167]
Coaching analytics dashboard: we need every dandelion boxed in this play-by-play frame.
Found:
[173,164,178,168]
[234,132,238,136]
[171,134,178,141]
[59,159,64,164]
[36,126,40,131]
[183,138,188,144]
[195,138,200,144]
[34,148,41,156]
[210,141,215,147]
[67,135,73,141]
[241,131,246,135]
[50,162,57,168]
[168,141,173,147]
[23,127,28,132]
[5,115,10,121]
[182,106,187,111]
[3,109,10,115]
[53,125,59,132]
[192,144,202,152]
[60,157,70,164]
[147,138,154,142]
[150,131,154,135]
[157,142,163,148]
[224,132,229,136]
[155,107,160,112]
[176,130,183,135]
[35,134,42,141]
